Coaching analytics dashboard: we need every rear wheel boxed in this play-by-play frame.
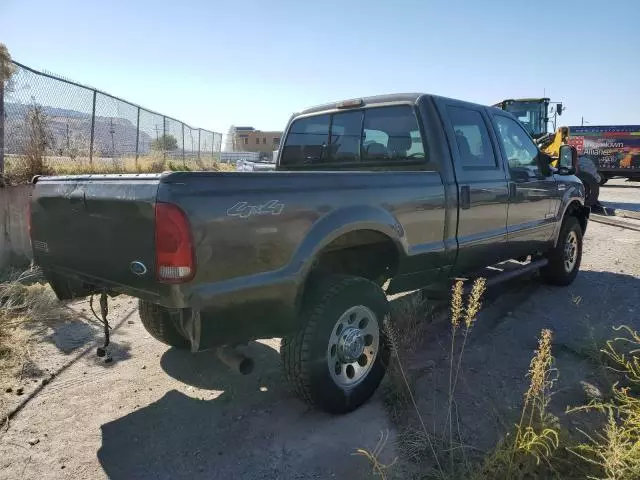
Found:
[541,216,583,286]
[138,300,190,349]
[281,275,390,414]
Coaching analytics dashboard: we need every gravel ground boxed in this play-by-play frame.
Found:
[0,218,638,479]
[0,297,396,480]
[599,177,640,212]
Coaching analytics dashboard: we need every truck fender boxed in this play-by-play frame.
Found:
[288,205,408,282]
[552,191,589,247]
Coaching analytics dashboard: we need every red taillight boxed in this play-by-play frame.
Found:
[155,203,195,283]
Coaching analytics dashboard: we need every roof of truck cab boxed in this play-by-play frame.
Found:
[296,93,504,116]
[298,93,423,115]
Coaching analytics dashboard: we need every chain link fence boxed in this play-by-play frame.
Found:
[1,61,223,177]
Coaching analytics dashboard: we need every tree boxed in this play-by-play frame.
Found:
[151,133,178,152]
[0,43,17,175]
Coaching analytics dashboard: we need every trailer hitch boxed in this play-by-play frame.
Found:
[91,292,112,362]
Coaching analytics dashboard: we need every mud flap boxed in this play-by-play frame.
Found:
[174,308,202,353]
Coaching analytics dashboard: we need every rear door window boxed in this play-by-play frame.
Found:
[446,106,497,169]
[281,105,427,167]
[362,106,425,162]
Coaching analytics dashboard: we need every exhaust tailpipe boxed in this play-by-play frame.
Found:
[216,346,254,375]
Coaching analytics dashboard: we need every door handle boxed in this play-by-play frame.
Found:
[460,185,470,210]
[509,182,517,199]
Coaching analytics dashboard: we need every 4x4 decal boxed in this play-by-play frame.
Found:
[227,200,284,218]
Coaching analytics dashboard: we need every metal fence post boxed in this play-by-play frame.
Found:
[135,106,140,169]
[162,116,166,164]
[212,132,215,163]
[198,129,201,162]
[89,89,97,165]
[181,123,185,167]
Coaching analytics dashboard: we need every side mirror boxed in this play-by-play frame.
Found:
[557,144,578,175]
[556,103,563,116]
[536,152,553,177]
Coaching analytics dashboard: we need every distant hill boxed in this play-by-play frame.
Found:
[4,102,153,156]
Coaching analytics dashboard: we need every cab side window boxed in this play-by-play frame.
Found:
[493,116,540,168]
[446,106,497,168]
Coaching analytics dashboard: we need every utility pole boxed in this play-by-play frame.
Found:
[109,118,115,158]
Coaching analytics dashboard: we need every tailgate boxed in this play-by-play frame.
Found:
[31,175,161,297]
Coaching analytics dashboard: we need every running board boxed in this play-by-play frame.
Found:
[422,258,548,300]
[467,258,548,292]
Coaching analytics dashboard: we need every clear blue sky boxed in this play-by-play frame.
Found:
[3,0,639,135]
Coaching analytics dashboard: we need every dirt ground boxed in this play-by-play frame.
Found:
[1,189,639,478]
[599,177,640,213]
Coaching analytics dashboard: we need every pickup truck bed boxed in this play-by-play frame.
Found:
[31,93,589,413]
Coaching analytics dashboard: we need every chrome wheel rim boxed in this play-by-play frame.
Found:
[564,230,578,273]
[327,305,379,389]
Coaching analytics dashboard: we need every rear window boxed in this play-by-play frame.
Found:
[280,105,426,167]
[446,106,497,169]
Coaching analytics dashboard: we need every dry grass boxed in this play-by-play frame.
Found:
[353,430,398,479]
[383,311,445,478]
[566,325,640,479]
[369,278,640,479]
[475,324,640,480]
[4,153,235,183]
[474,329,561,479]
[0,269,61,384]
[7,105,55,183]
[446,279,486,475]
[389,291,430,354]
[363,279,487,479]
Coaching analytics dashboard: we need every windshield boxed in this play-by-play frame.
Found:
[502,101,547,138]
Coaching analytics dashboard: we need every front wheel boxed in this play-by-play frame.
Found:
[281,275,390,414]
[578,172,600,207]
[541,216,583,286]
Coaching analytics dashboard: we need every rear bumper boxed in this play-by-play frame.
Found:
[188,273,301,344]
[43,266,302,343]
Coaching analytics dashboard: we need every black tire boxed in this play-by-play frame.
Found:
[541,216,583,286]
[281,275,391,414]
[578,172,600,207]
[138,300,190,349]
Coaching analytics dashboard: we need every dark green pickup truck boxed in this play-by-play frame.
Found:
[30,93,589,413]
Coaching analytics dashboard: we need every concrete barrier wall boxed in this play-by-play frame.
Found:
[0,185,33,270]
